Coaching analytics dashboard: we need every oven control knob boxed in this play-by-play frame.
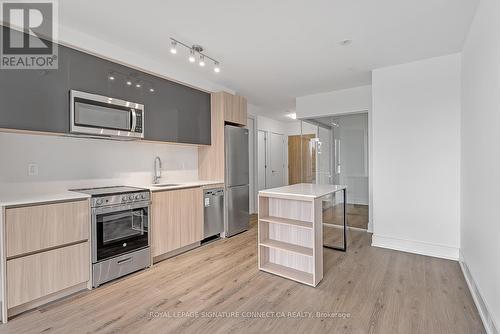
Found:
[129,195,134,201]
[141,194,146,199]
[122,196,128,202]
[135,194,141,200]
[96,199,103,206]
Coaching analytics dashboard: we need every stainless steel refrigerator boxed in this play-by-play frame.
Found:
[224,125,250,237]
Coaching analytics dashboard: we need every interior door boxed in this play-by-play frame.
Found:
[269,132,285,188]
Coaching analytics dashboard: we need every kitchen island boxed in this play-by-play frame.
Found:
[258,183,347,287]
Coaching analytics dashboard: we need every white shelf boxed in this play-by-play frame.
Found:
[259,216,312,229]
[260,262,314,286]
[260,239,313,257]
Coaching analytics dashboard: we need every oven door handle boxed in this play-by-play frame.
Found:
[117,257,133,265]
[92,201,151,215]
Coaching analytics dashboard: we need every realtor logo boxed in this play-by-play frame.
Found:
[1,0,58,69]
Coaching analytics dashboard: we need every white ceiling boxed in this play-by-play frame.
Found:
[59,0,478,117]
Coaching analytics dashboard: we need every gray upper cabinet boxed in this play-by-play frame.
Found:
[0,27,70,133]
[145,75,211,144]
[0,27,211,145]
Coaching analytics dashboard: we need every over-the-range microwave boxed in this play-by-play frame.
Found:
[70,90,144,139]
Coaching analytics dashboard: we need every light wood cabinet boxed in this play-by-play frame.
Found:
[221,91,247,126]
[1,199,91,320]
[7,242,90,308]
[199,93,225,181]
[198,91,247,181]
[5,200,89,258]
[152,187,203,258]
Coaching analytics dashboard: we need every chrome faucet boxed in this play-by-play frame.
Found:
[153,156,162,184]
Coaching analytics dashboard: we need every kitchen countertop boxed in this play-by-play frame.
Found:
[0,180,224,208]
[0,190,91,208]
[144,180,224,192]
[259,183,346,200]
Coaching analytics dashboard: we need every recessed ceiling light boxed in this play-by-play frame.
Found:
[339,39,352,46]
[286,112,297,120]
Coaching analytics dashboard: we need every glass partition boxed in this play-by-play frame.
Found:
[288,119,335,185]
[321,189,346,250]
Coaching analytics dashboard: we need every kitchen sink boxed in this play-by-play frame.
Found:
[151,183,181,188]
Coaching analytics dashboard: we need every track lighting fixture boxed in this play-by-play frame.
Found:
[169,38,221,73]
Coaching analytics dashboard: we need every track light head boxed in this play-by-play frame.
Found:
[170,40,177,54]
[189,49,196,63]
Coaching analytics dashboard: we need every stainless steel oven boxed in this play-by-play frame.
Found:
[70,90,144,139]
[70,186,151,287]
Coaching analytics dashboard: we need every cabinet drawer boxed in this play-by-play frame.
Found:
[6,200,89,258]
[7,242,90,308]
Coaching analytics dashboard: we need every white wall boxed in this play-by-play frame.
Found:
[371,53,461,260]
[0,132,198,190]
[461,0,500,331]
[296,85,372,119]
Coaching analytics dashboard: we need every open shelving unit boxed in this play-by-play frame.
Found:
[258,193,322,287]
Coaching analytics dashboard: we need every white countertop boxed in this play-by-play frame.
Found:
[259,183,346,200]
[0,180,224,207]
[0,190,91,208]
[144,180,224,192]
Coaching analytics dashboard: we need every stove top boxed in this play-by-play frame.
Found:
[70,186,147,197]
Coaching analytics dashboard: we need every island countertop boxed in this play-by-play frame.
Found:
[259,183,346,200]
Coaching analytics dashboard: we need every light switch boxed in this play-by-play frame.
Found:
[28,163,39,176]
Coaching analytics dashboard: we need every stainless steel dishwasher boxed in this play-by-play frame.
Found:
[203,188,224,239]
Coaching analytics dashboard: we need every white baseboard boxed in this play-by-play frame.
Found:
[367,220,373,233]
[371,234,459,260]
[460,251,499,334]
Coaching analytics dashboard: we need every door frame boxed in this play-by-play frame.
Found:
[257,129,268,190]
[247,115,258,214]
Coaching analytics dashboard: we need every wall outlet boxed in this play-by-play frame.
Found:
[28,163,39,176]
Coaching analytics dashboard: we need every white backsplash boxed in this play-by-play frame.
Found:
[0,132,199,191]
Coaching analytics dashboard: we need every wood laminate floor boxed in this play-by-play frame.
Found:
[0,215,483,334]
